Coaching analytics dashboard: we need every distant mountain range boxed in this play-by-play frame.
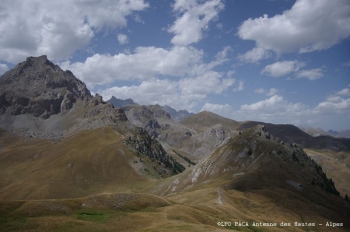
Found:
[1,56,349,231]
[107,96,194,122]
[106,96,138,108]
[160,105,193,122]
[300,126,350,139]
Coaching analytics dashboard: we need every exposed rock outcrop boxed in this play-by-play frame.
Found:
[0,55,91,119]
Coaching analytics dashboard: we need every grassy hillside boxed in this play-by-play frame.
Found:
[1,126,349,231]
[0,127,154,200]
[180,111,240,133]
[305,148,350,197]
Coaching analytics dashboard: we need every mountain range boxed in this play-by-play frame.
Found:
[0,56,349,232]
[300,126,350,139]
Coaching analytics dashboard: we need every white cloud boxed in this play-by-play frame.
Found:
[261,60,305,77]
[60,46,204,88]
[100,72,235,111]
[0,0,148,63]
[214,46,232,61]
[0,63,9,75]
[134,14,145,24]
[216,23,223,30]
[204,89,350,130]
[315,96,350,115]
[168,0,224,46]
[60,45,233,90]
[227,70,235,78]
[117,34,129,45]
[233,80,244,92]
[254,88,265,94]
[336,88,350,96]
[238,47,271,63]
[241,95,284,111]
[238,0,350,61]
[266,88,278,96]
[296,68,324,80]
[235,95,310,125]
[179,72,235,97]
[100,78,184,108]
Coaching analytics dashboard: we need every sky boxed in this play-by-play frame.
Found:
[0,0,349,131]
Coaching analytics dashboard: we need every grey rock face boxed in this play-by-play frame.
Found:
[0,55,91,119]
[161,105,193,122]
[107,96,138,108]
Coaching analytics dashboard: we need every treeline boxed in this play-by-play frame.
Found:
[173,150,196,166]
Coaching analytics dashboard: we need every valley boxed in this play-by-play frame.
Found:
[0,56,349,231]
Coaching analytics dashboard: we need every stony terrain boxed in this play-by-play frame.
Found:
[0,56,128,140]
[0,55,91,118]
[161,105,193,122]
[158,125,339,196]
[107,96,138,108]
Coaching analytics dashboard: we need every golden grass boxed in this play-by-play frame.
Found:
[0,127,151,200]
[1,127,349,231]
[305,148,350,197]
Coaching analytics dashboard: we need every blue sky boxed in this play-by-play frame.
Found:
[0,0,349,130]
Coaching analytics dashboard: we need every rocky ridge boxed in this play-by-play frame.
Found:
[0,56,128,140]
[107,96,138,108]
[161,105,193,122]
[0,55,91,118]
[161,125,340,196]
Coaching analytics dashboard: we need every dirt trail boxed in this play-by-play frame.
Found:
[217,188,223,205]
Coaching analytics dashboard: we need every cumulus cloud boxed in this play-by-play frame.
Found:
[261,60,305,77]
[336,88,350,96]
[266,88,279,96]
[238,47,271,63]
[60,46,204,88]
[0,0,148,63]
[214,46,232,61]
[61,43,234,111]
[203,88,350,129]
[0,63,9,75]
[100,73,235,111]
[227,70,235,78]
[234,95,311,125]
[315,96,350,115]
[168,0,224,46]
[254,88,265,94]
[117,34,129,45]
[60,45,234,90]
[100,78,184,108]
[241,95,284,111]
[179,72,234,97]
[238,0,350,61]
[134,14,145,24]
[216,23,223,30]
[233,80,244,92]
[296,68,324,80]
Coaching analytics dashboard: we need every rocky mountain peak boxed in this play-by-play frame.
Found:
[107,96,138,108]
[0,55,91,119]
[161,105,193,122]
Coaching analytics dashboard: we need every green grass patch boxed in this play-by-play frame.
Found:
[0,216,27,231]
[76,211,112,223]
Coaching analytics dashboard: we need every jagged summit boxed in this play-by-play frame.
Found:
[0,55,128,140]
[0,55,91,119]
[107,96,138,108]
[160,105,193,122]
